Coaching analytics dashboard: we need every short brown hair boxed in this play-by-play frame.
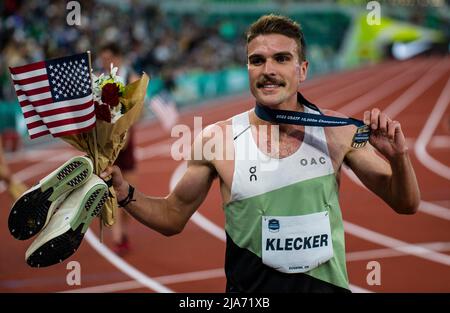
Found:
[246,14,306,61]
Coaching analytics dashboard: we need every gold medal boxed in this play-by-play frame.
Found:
[351,125,370,148]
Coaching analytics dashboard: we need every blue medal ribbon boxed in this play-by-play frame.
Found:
[255,93,370,148]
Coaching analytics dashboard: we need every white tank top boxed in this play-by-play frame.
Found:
[230,106,335,202]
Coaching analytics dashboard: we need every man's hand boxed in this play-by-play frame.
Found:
[364,108,408,160]
[101,165,129,202]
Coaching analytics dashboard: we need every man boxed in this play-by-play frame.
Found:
[99,43,139,255]
[101,14,420,292]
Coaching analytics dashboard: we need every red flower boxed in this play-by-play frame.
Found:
[95,101,111,122]
[101,83,120,107]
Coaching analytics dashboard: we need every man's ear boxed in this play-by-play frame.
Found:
[298,61,308,84]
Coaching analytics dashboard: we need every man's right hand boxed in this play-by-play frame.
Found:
[101,165,129,202]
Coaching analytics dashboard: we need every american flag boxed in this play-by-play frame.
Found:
[149,91,179,131]
[9,52,96,139]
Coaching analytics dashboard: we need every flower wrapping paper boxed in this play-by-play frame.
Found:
[62,73,150,226]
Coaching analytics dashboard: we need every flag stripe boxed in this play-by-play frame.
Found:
[27,100,93,119]
[29,124,49,136]
[15,86,51,97]
[30,129,51,139]
[9,52,95,139]
[25,115,43,124]
[22,105,41,114]
[52,122,96,138]
[24,94,92,113]
[27,103,94,125]
[27,111,95,136]
[45,110,95,129]
[14,80,50,92]
[10,68,47,80]
[27,119,45,129]
[12,74,49,86]
[50,114,96,135]
[9,61,45,75]
[20,97,53,109]
[23,110,38,118]
[18,92,52,103]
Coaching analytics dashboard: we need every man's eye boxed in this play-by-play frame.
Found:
[249,58,264,65]
[275,55,290,63]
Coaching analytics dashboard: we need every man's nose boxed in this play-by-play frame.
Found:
[263,59,276,75]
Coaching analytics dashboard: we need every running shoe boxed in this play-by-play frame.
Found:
[26,174,108,267]
[8,156,93,240]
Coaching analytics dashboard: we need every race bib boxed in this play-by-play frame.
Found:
[262,211,333,273]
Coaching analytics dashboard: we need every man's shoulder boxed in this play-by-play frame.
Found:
[320,108,349,119]
[319,108,358,151]
[319,108,356,131]
[199,119,232,138]
[193,118,234,153]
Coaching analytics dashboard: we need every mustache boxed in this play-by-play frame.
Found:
[256,75,286,88]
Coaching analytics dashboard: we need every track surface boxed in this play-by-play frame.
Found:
[1,57,449,293]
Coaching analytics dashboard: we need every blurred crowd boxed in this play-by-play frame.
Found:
[0,0,247,101]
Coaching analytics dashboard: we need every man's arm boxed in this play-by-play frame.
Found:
[101,132,217,236]
[344,108,420,214]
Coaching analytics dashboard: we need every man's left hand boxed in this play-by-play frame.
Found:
[363,108,408,160]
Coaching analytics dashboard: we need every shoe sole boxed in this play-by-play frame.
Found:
[8,156,93,240]
[26,183,108,268]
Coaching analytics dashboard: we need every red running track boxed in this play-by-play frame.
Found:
[0,56,449,293]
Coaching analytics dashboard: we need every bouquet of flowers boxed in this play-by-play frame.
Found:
[62,65,149,227]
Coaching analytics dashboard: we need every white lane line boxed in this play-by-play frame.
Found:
[5,60,446,293]
[2,94,253,294]
[69,234,450,294]
[406,136,450,150]
[343,166,450,221]
[190,213,226,242]
[0,149,173,293]
[169,162,372,293]
[83,230,173,293]
[383,59,449,118]
[163,61,437,290]
[414,75,450,180]
[135,140,173,160]
[344,221,450,266]
[304,60,403,95]
[432,200,450,207]
[75,138,183,293]
[429,136,450,149]
[349,285,372,293]
[346,241,450,262]
[313,57,450,266]
[59,239,450,293]
[316,60,413,108]
[5,148,71,163]
[0,151,78,193]
[339,59,433,116]
[60,268,225,293]
[77,59,447,292]
[3,64,393,165]
[419,201,450,221]
[340,57,450,221]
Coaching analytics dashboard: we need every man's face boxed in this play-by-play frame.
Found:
[247,34,308,107]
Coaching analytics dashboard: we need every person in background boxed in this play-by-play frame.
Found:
[99,43,139,256]
[0,137,27,203]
